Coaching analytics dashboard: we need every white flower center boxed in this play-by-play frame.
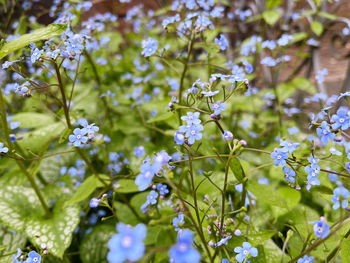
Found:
[145,171,151,178]
[243,250,249,255]
[340,118,344,123]
[122,236,132,248]
[179,243,188,252]
[77,135,81,139]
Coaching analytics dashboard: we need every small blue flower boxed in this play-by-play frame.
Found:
[89,198,100,208]
[331,107,350,130]
[0,142,9,153]
[283,166,296,183]
[141,38,158,57]
[135,158,161,191]
[31,48,43,63]
[270,148,288,166]
[215,34,229,50]
[69,128,88,147]
[169,229,201,263]
[201,90,219,97]
[78,119,99,134]
[26,251,41,263]
[222,259,229,263]
[331,186,349,210]
[234,242,258,263]
[222,130,233,141]
[172,213,184,231]
[309,217,330,239]
[280,141,300,154]
[215,235,231,247]
[212,101,226,115]
[181,112,201,125]
[316,121,335,144]
[157,183,169,195]
[330,147,342,156]
[147,190,158,205]
[315,68,328,84]
[174,131,185,145]
[134,146,145,158]
[107,223,146,263]
[297,255,314,263]
[184,124,203,145]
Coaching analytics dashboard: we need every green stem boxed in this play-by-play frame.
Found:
[0,84,51,218]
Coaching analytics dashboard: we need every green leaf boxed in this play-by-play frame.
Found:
[115,179,140,193]
[262,10,281,26]
[0,24,67,59]
[311,21,323,36]
[248,230,276,246]
[276,187,301,210]
[0,186,44,231]
[18,122,65,152]
[229,157,245,182]
[266,0,282,8]
[317,11,338,20]
[80,224,116,263]
[0,226,27,262]
[12,112,55,128]
[65,175,102,206]
[147,111,174,123]
[26,201,80,258]
[342,236,350,263]
[247,180,286,208]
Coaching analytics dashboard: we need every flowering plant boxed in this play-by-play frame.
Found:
[1,0,350,262]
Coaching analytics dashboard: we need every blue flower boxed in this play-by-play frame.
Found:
[215,34,229,50]
[157,183,169,195]
[222,259,229,263]
[135,158,161,191]
[169,229,201,263]
[212,101,226,115]
[201,90,219,97]
[222,130,233,141]
[280,141,300,154]
[316,121,335,144]
[141,38,158,57]
[331,186,349,210]
[147,190,158,205]
[78,118,99,134]
[134,146,145,158]
[283,166,296,183]
[89,198,100,208]
[107,223,146,263]
[174,131,185,145]
[331,107,350,130]
[315,68,328,84]
[330,147,342,156]
[184,124,203,145]
[26,251,41,263]
[172,213,184,231]
[69,128,88,147]
[262,40,276,50]
[270,148,288,166]
[309,217,330,239]
[181,112,201,125]
[297,255,314,263]
[234,242,258,263]
[31,48,43,63]
[0,142,9,153]
[215,235,231,247]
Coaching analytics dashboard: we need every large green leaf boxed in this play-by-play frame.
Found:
[247,180,286,208]
[12,112,55,128]
[0,186,44,231]
[65,175,103,206]
[0,24,67,59]
[116,179,141,193]
[80,224,116,263]
[18,122,65,152]
[25,201,80,258]
[0,226,27,263]
[342,236,350,263]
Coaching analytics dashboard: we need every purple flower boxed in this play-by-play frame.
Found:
[222,130,233,141]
